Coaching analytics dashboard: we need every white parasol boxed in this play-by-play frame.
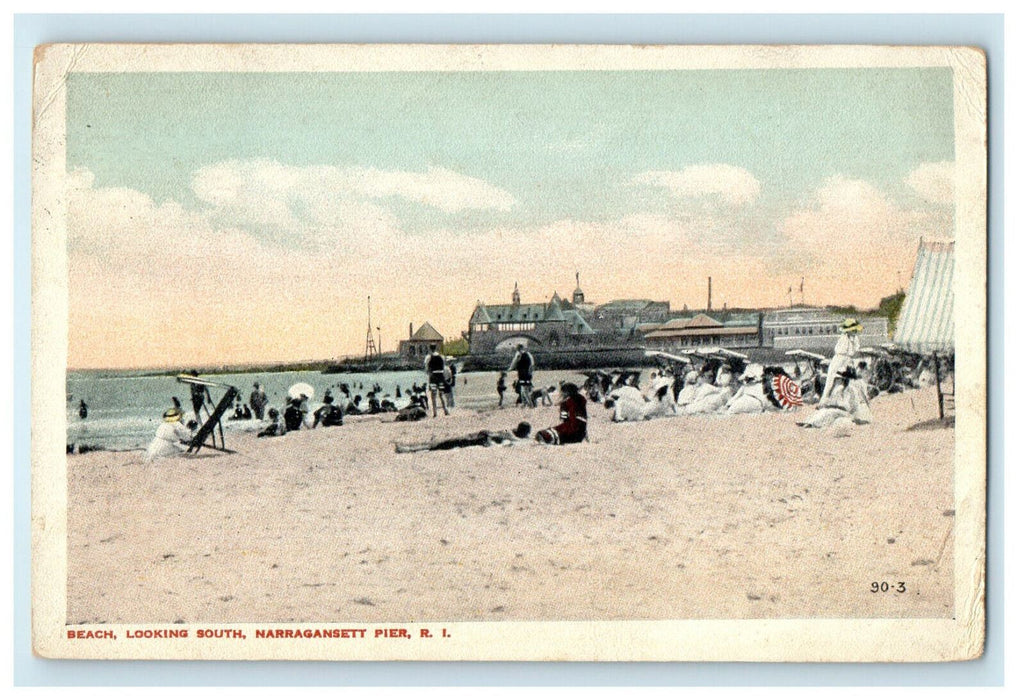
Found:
[288,382,316,400]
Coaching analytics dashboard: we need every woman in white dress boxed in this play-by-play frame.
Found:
[145,408,195,461]
[821,318,862,400]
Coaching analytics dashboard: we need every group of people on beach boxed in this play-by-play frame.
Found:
[143,318,888,460]
[406,342,586,450]
[423,345,460,417]
[593,317,875,430]
[496,344,543,409]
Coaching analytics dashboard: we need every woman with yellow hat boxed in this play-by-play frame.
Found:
[144,407,196,461]
[821,318,863,401]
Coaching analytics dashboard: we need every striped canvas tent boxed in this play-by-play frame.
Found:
[893,240,955,355]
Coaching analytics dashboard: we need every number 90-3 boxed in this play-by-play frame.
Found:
[870,581,906,593]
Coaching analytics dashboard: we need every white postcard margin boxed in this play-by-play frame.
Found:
[30,43,988,662]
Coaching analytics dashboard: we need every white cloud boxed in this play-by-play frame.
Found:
[192,159,516,217]
[347,166,517,212]
[905,161,955,205]
[631,164,762,206]
[777,175,952,303]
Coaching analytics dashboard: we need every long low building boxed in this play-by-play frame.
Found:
[466,278,892,357]
[643,312,761,350]
[762,307,888,351]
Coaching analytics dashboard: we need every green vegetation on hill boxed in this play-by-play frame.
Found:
[442,337,469,357]
[879,291,906,336]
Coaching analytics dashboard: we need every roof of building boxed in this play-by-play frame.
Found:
[407,322,444,342]
[543,296,567,322]
[658,313,723,331]
[564,309,596,335]
[763,307,846,324]
[597,299,663,312]
[893,240,954,354]
[645,326,759,339]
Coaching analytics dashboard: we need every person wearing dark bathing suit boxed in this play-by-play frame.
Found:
[536,383,588,445]
[395,422,531,453]
[508,344,536,408]
[424,344,450,417]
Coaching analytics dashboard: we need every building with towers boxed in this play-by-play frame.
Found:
[466,275,672,354]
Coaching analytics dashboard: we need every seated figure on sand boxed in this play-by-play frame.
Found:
[683,364,733,415]
[366,391,382,414]
[345,395,364,416]
[394,402,428,422]
[725,364,772,415]
[646,370,677,411]
[258,407,287,437]
[536,383,588,445]
[798,367,873,429]
[284,398,306,431]
[676,370,699,408]
[607,372,676,422]
[395,421,531,453]
[312,395,344,428]
[145,407,196,461]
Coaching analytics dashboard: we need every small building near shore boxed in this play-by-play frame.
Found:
[398,322,444,360]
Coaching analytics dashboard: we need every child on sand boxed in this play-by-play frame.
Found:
[496,371,507,408]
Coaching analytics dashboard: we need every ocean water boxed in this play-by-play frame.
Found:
[66,369,432,451]
[65,368,581,451]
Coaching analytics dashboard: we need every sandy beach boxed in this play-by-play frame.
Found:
[66,375,955,625]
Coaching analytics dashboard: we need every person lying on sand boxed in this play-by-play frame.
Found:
[536,383,588,445]
[395,421,531,453]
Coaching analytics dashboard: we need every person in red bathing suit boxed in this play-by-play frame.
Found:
[536,382,588,445]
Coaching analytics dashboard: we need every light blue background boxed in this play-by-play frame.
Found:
[13,13,1004,687]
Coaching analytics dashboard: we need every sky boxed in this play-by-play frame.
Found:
[65,68,956,369]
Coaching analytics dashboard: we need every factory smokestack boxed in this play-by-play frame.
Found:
[707,277,712,312]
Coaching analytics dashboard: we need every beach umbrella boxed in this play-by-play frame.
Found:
[769,373,803,409]
[288,382,316,400]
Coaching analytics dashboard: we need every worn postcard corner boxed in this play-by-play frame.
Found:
[31,43,987,662]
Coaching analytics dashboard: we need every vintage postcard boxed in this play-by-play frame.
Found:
[32,44,987,661]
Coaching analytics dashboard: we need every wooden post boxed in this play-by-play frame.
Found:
[934,352,944,419]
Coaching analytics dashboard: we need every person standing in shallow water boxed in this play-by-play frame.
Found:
[188,370,210,422]
[249,383,268,420]
[78,399,88,420]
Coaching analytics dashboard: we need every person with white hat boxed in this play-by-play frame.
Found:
[821,318,863,401]
[144,407,196,461]
[676,370,700,408]
[725,363,769,415]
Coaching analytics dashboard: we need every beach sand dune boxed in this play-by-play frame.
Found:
[66,387,954,624]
